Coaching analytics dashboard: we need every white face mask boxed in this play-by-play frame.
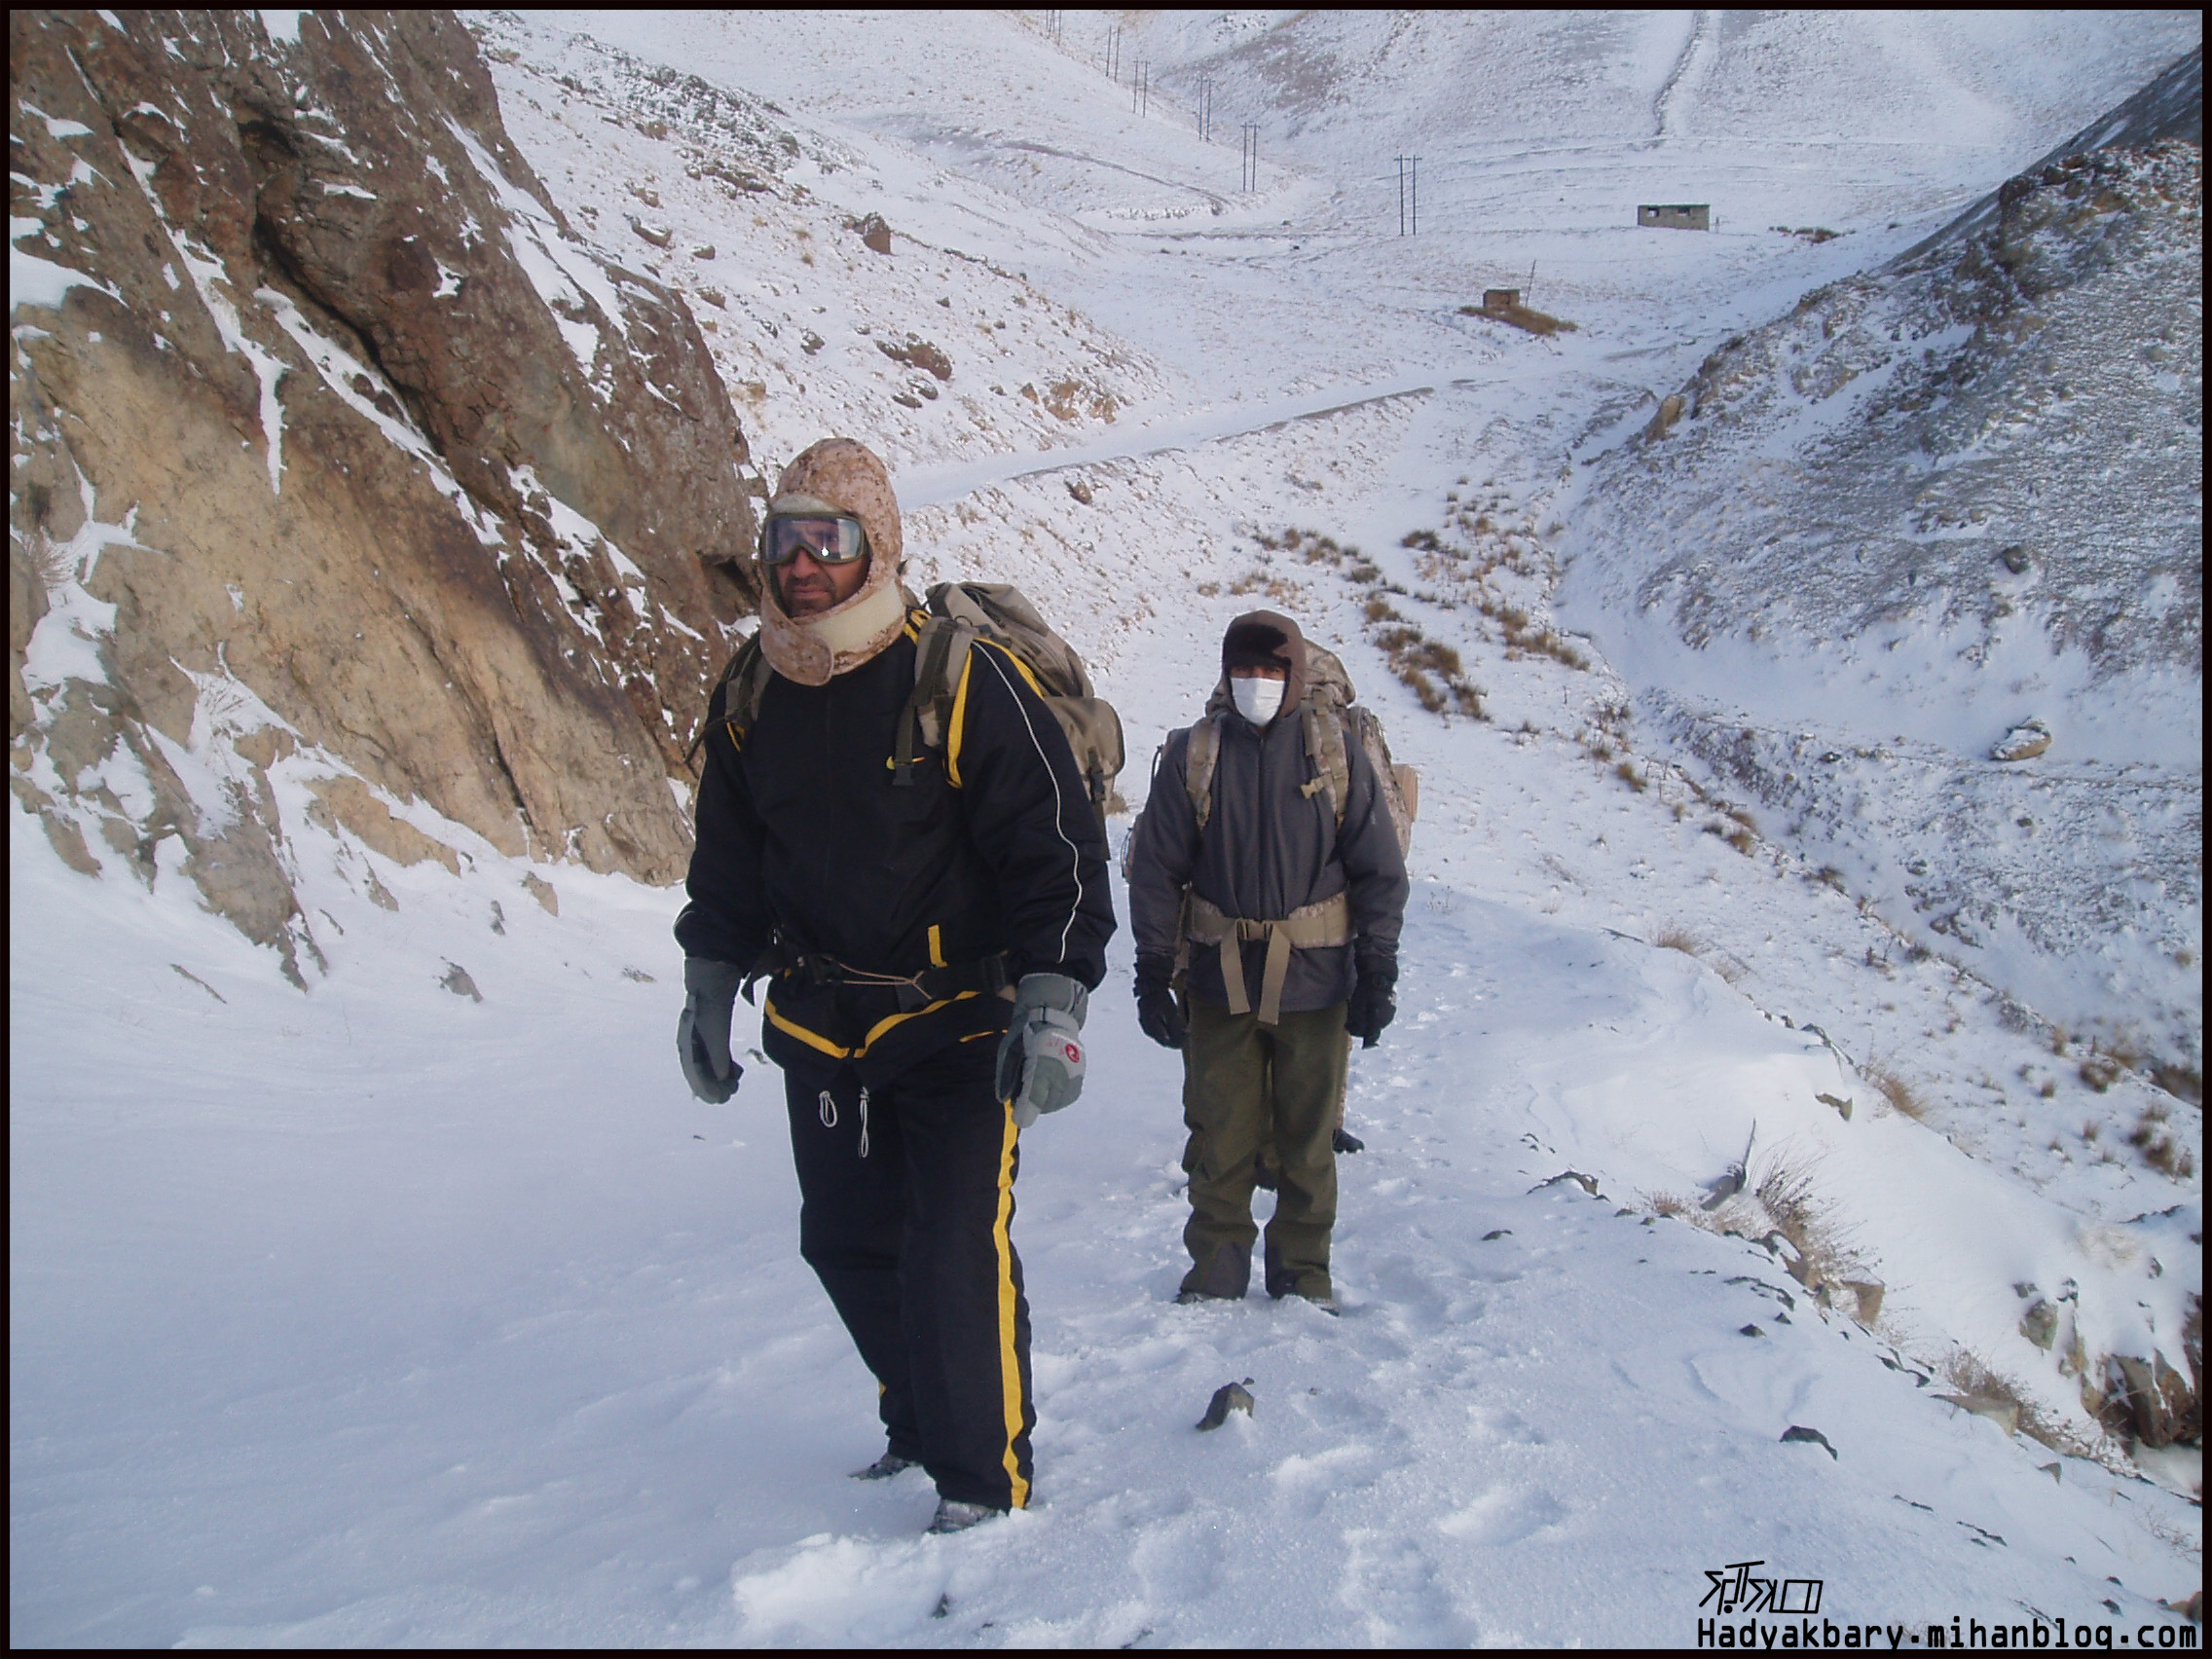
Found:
[1231,674,1285,724]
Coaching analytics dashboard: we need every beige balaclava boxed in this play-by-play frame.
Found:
[756,437,909,686]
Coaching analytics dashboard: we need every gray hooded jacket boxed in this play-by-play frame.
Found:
[1125,611,1408,1014]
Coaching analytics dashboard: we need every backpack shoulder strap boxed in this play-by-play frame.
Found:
[684,634,772,765]
[1300,695,1352,830]
[1184,716,1223,831]
[893,611,977,787]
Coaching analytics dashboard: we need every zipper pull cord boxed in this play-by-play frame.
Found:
[818,1089,837,1128]
[857,1087,871,1159]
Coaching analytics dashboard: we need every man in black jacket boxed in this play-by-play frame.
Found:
[675,437,1115,1534]
[1124,611,1408,1310]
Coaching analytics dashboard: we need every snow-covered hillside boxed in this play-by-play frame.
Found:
[12,9,2201,1646]
[1565,52,2201,1084]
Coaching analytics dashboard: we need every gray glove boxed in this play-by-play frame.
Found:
[995,973,1088,1128]
[678,957,744,1103]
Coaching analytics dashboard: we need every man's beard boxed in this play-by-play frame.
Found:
[782,573,837,615]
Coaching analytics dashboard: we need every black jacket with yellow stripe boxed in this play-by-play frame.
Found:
[677,611,1116,1088]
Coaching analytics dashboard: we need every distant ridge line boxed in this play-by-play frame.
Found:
[1894,43,2202,267]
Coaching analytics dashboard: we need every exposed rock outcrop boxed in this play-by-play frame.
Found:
[10,10,758,980]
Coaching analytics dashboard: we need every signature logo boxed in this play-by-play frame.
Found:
[1701,1561,1824,1616]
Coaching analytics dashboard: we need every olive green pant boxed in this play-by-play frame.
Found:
[1179,998,1349,1300]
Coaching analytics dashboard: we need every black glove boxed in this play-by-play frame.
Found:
[1346,955,1397,1050]
[678,957,744,1103]
[1133,951,1186,1050]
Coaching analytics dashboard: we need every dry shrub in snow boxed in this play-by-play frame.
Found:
[1862,1058,1929,1121]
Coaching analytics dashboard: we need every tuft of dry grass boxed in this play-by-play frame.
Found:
[2127,1104,2195,1178]
[1370,621,1486,721]
[1653,926,1705,956]
[2150,1062,2201,1106]
[2078,1052,2121,1093]
[1939,1351,2079,1451]
[1756,1162,1844,1271]
[1862,1058,1928,1121]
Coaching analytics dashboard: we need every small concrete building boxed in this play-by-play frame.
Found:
[1482,288,1520,313]
[1639,203,1711,231]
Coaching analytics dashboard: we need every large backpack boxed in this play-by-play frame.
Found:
[694,582,1125,824]
[1182,641,1418,855]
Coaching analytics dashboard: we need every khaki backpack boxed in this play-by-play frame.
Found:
[1182,641,1418,855]
[694,582,1125,825]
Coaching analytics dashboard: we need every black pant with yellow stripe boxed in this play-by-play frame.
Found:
[782,1036,1035,1511]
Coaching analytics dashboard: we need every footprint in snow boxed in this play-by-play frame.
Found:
[1436,1484,1567,1545]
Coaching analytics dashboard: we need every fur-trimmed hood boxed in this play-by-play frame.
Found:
[756,437,908,685]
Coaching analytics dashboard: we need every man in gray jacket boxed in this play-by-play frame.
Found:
[1124,610,1409,1309]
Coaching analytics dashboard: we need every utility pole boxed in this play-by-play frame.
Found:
[1395,155,1407,236]
[1133,60,1150,117]
[1241,124,1259,192]
[1410,154,1420,235]
[1104,27,1120,83]
[1198,76,1213,141]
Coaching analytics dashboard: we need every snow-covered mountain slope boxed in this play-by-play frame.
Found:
[12,9,2201,1646]
[1562,52,2201,1081]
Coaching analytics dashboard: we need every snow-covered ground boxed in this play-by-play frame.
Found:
[12,9,2201,1646]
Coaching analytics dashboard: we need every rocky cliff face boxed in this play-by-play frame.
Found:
[10,9,756,983]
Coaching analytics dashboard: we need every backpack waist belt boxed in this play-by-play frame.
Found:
[1184,891,1352,1026]
[748,940,1011,1012]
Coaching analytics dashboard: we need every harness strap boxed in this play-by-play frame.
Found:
[754,935,1011,1011]
[1184,891,1353,1026]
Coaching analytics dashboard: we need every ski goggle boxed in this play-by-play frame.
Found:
[760,514,869,566]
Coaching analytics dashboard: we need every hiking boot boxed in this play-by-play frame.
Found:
[1332,1126,1364,1155]
[1174,1288,1239,1305]
[1263,1239,1330,1305]
[1179,1239,1251,1302]
[1301,1292,1342,1317]
[851,1451,920,1481]
[926,1498,1008,1535]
